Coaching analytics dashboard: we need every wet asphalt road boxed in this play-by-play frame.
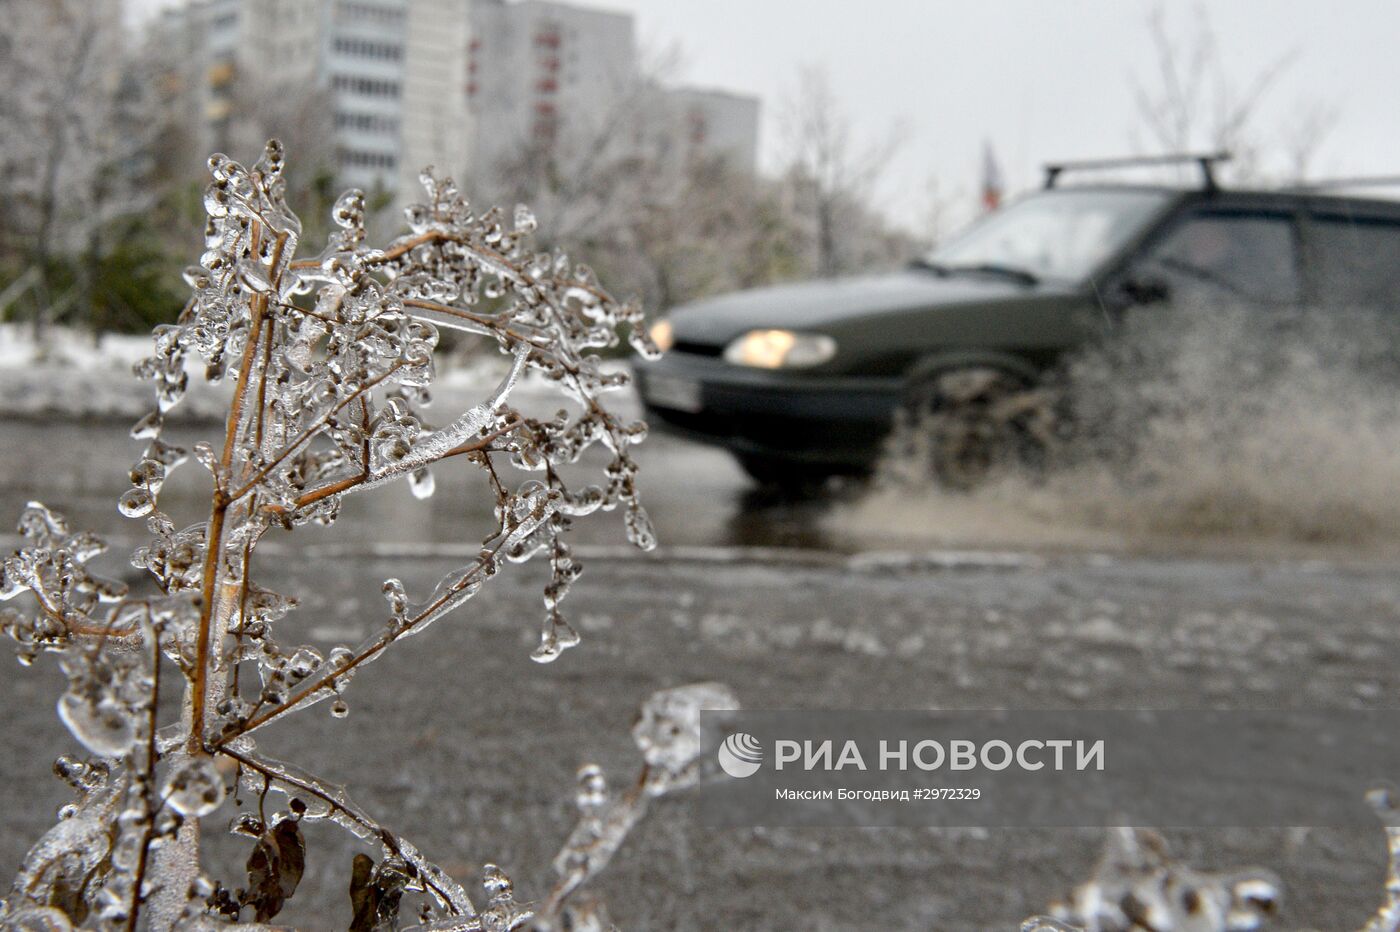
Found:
[1,415,1400,928]
[0,413,847,554]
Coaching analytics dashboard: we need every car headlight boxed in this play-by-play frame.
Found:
[648,318,675,353]
[723,329,836,369]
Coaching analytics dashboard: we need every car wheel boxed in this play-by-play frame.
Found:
[897,367,1055,490]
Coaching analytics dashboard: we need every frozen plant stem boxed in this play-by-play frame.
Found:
[190,224,286,755]
[0,142,729,931]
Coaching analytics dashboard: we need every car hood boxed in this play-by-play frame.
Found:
[667,269,1059,346]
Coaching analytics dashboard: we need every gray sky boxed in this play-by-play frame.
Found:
[130,0,1400,232]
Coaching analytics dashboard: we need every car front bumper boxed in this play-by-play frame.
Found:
[633,351,904,467]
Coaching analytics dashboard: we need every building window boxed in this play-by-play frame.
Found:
[337,2,405,26]
[337,148,398,170]
[332,74,401,98]
[687,109,708,146]
[532,104,558,146]
[332,37,404,61]
[334,111,400,134]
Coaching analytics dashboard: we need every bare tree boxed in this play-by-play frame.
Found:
[486,55,916,310]
[484,43,691,248]
[1130,2,1292,174]
[779,64,906,277]
[1279,98,1342,184]
[1129,2,1336,184]
[0,0,126,341]
[608,154,811,311]
[485,50,816,314]
[919,174,961,251]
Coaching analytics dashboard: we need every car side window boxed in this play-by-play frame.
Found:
[1307,215,1400,309]
[1136,211,1300,305]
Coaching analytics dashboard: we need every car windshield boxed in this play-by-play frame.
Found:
[926,189,1171,283]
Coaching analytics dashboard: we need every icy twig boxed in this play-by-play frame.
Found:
[220,745,476,916]
[1362,787,1400,932]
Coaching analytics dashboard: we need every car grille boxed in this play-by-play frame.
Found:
[672,340,723,357]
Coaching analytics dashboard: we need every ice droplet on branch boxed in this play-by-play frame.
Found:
[409,466,436,499]
[57,693,138,758]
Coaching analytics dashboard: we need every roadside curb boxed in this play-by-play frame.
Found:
[0,531,1048,577]
[286,541,1050,574]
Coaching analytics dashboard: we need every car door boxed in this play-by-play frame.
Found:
[1117,205,1303,310]
[1300,207,1400,311]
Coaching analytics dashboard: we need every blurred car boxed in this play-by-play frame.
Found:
[635,153,1400,487]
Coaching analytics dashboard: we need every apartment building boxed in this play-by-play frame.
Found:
[466,0,635,191]
[657,87,762,171]
[399,0,473,197]
[151,0,409,193]
[147,0,759,200]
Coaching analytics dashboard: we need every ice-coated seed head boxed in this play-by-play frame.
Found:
[631,683,740,781]
[382,578,408,617]
[482,863,512,898]
[576,763,608,811]
[162,756,226,817]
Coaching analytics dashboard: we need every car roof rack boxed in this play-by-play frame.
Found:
[1043,151,1231,191]
[1281,175,1400,194]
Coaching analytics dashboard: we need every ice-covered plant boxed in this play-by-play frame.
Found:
[0,141,733,930]
[1024,791,1400,931]
[1362,787,1400,932]
[1024,827,1279,932]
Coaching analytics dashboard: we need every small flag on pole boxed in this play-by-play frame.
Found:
[981,140,1004,212]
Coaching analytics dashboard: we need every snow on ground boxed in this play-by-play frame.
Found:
[0,323,152,371]
[0,323,219,421]
[0,324,638,423]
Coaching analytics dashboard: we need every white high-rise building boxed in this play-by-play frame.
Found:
[322,1,410,192]
[466,0,635,190]
[151,0,410,193]
[236,0,409,193]
[147,0,759,200]
[399,0,473,198]
[657,87,761,171]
